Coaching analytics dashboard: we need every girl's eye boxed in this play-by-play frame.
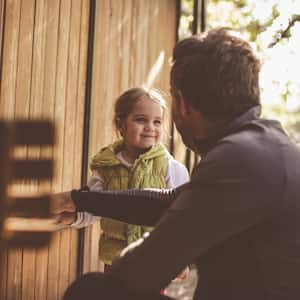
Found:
[135,118,146,123]
[154,120,162,125]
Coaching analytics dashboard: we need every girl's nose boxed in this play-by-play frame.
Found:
[145,123,154,131]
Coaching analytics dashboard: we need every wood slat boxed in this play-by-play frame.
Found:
[21,1,49,295]
[22,248,36,300]
[13,121,54,145]
[11,10,37,300]
[52,0,72,297]
[2,1,24,298]
[8,196,50,218]
[14,0,35,119]
[34,246,49,300]
[58,0,84,296]
[4,217,62,232]
[4,232,50,248]
[0,248,8,300]
[0,0,21,119]
[0,0,5,77]
[38,0,61,297]
[71,0,89,278]
[6,248,22,300]
[12,160,53,179]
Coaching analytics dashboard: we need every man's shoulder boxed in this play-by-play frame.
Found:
[194,120,292,181]
[217,118,290,157]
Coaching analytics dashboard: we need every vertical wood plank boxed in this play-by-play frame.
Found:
[21,2,45,299]
[0,0,21,118]
[0,0,5,67]
[6,248,22,300]
[46,0,62,296]
[7,0,35,299]
[14,0,35,118]
[0,249,8,300]
[53,0,72,298]
[0,0,20,298]
[28,1,49,300]
[70,0,89,280]
[0,0,8,299]
[119,0,132,92]
[57,0,83,297]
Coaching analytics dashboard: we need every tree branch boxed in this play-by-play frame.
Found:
[269,14,300,47]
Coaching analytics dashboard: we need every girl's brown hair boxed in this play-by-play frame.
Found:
[114,87,167,130]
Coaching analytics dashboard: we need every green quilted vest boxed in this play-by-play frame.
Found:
[90,140,169,265]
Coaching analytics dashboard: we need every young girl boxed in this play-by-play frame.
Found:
[62,87,189,271]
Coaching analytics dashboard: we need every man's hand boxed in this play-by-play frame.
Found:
[51,191,76,215]
[174,266,189,281]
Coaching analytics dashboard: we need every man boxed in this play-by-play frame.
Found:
[54,28,300,299]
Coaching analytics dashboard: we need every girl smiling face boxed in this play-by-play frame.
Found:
[119,96,164,161]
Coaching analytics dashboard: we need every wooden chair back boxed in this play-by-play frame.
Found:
[0,120,55,249]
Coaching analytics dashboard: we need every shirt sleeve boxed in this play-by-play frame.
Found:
[70,170,103,228]
[71,187,182,227]
[87,170,105,191]
[166,158,190,188]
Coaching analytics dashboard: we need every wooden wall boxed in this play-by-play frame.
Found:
[84,0,178,273]
[0,0,178,299]
[0,0,89,299]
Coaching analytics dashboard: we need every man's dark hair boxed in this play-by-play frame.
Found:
[171,28,261,121]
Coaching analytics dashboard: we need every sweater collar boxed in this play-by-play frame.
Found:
[90,140,169,168]
[194,106,261,156]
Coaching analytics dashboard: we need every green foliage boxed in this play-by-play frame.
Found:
[180,0,300,142]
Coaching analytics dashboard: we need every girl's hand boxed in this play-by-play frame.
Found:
[51,191,76,214]
[54,212,77,225]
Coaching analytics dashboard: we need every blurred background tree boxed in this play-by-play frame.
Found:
[179,0,300,142]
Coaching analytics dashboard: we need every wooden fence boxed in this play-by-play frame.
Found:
[0,0,179,299]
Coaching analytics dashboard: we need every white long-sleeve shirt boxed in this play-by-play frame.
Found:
[71,151,189,228]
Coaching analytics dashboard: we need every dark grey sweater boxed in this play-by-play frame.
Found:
[71,107,300,300]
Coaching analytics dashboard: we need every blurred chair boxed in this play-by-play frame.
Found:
[0,120,55,249]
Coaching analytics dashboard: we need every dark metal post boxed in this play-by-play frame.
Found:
[0,0,6,94]
[76,0,96,278]
[170,0,182,156]
[185,0,200,171]
[192,0,199,34]
[200,0,207,32]
[191,0,207,172]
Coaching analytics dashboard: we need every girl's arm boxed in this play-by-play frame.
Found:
[70,170,103,228]
[71,186,184,227]
[166,158,190,188]
[87,170,105,192]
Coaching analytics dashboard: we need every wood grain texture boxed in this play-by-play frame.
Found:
[84,0,178,273]
[0,0,178,299]
[0,0,89,299]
